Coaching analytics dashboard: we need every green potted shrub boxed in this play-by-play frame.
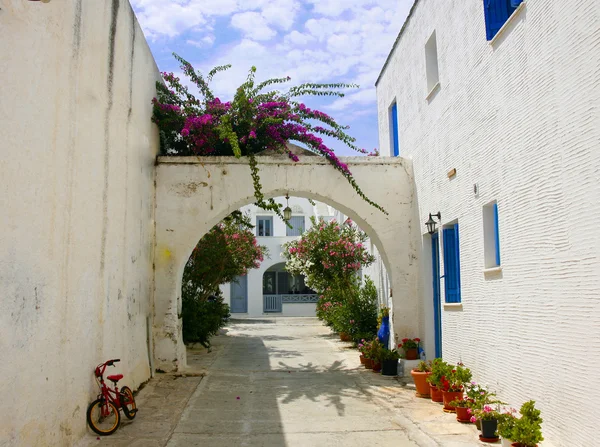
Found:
[378,347,401,376]
[498,408,518,447]
[410,360,432,398]
[426,358,451,403]
[511,401,543,447]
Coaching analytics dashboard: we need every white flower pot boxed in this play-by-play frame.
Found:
[501,438,514,447]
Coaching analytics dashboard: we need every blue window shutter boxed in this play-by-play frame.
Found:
[443,225,462,303]
[493,203,501,266]
[391,103,400,156]
[483,0,510,41]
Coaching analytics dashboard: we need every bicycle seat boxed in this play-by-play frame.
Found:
[107,374,123,382]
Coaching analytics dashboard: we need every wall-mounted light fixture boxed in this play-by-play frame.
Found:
[425,212,441,235]
[283,194,292,221]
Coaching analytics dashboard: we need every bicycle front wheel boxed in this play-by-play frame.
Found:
[86,399,120,435]
[120,386,137,420]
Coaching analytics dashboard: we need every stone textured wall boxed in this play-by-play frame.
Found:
[0,1,160,445]
[376,0,600,445]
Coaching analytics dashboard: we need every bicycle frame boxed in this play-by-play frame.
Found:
[94,361,124,417]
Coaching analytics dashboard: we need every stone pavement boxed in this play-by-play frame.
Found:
[79,318,491,447]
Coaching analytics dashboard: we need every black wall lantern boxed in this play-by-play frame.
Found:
[425,212,441,235]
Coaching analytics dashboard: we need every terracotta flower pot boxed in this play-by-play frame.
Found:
[410,370,431,398]
[455,406,470,423]
[404,348,418,360]
[340,332,352,342]
[372,361,382,372]
[429,384,443,403]
[359,354,366,365]
[364,358,373,369]
[442,390,463,412]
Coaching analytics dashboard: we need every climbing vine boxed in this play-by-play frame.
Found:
[151,53,385,217]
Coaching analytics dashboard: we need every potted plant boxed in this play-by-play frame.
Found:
[357,339,368,365]
[497,408,518,447]
[397,337,420,360]
[510,401,543,447]
[426,358,450,403]
[361,339,375,369]
[473,405,502,442]
[440,363,472,412]
[370,339,384,372]
[410,361,432,398]
[379,347,401,376]
[465,382,502,430]
[449,398,472,423]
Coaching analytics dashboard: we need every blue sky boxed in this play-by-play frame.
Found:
[130,0,414,156]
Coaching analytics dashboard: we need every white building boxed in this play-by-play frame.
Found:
[220,197,335,317]
[376,0,600,445]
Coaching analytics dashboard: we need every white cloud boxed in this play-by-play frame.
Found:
[131,0,415,114]
[230,11,277,41]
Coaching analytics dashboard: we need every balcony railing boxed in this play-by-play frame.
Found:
[263,294,319,312]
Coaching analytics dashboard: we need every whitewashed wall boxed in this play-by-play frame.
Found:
[376,1,600,445]
[0,1,160,445]
[219,197,326,318]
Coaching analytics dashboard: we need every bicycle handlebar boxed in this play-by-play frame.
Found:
[106,359,121,366]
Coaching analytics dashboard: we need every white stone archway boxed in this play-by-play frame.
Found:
[154,155,422,371]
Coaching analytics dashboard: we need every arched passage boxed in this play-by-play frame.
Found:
[154,155,422,371]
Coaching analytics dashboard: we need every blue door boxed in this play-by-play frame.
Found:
[431,233,442,357]
[230,275,248,313]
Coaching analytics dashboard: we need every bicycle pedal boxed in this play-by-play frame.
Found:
[130,409,138,414]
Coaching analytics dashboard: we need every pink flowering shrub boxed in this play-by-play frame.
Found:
[151,54,385,217]
[182,211,268,345]
[286,217,378,340]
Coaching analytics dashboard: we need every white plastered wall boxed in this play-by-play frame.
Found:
[0,1,160,445]
[376,0,600,444]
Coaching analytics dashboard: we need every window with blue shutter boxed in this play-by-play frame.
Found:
[493,203,501,266]
[483,0,523,41]
[443,223,461,303]
[286,216,305,236]
[257,216,273,236]
[390,102,399,156]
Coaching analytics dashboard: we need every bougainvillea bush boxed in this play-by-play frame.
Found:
[151,54,383,217]
[182,211,267,346]
[283,217,374,292]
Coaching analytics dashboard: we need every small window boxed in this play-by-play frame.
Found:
[425,31,440,94]
[286,216,305,236]
[442,223,461,303]
[483,202,501,268]
[389,101,399,156]
[483,0,523,41]
[257,216,273,236]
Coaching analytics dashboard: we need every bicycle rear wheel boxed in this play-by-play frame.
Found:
[86,398,120,435]
[120,386,137,420]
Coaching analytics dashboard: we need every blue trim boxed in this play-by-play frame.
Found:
[483,0,520,41]
[391,102,400,156]
[431,233,442,357]
[493,203,501,266]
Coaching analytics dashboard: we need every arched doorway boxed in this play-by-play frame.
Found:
[153,155,422,371]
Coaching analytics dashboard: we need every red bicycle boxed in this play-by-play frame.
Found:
[86,359,137,435]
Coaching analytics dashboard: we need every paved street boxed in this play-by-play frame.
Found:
[81,318,485,447]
